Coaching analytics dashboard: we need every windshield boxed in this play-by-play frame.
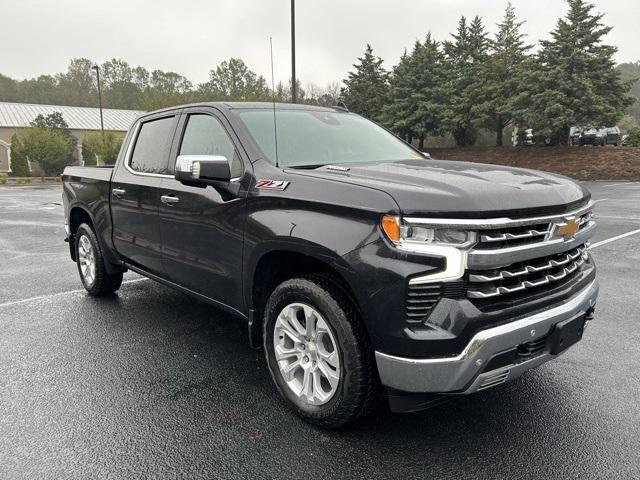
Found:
[237,109,423,167]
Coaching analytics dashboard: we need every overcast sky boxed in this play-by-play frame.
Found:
[3,0,639,88]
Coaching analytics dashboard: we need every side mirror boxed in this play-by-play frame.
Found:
[175,155,231,185]
[421,152,432,159]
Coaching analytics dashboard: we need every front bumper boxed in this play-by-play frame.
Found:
[375,279,598,394]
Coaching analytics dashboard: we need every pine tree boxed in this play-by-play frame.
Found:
[444,16,490,146]
[381,36,451,150]
[471,3,531,146]
[514,0,632,144]
[341,45,389,121]
[380,50,417,143]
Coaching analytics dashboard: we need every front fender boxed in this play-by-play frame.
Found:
[242,199,384,311]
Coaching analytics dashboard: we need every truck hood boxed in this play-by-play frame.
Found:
[291,159,590,217]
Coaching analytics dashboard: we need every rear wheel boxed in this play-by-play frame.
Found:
[75,223,123,296]
[263,276,379,428]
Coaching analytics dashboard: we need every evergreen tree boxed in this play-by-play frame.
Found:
[470,3,531,146]
[444,16,490,146]
[381,36,451,149]
[514,0,632,144]
[341,44,389,121]
[380,50,418,143]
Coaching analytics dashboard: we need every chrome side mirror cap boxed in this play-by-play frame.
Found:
[175,155,231,185]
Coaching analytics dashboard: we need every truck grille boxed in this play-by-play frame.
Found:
[473,211,592,250]
[467,245,588,300]
[405,284,441,325]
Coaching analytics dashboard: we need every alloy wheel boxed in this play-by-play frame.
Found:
[78,235,96,286]
[273,303,341,405]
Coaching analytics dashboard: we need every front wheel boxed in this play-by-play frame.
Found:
[263,276,379,428]
[75,223,123,296]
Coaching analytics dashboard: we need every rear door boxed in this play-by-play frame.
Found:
[110,112,179,275]
[158,107,249,311]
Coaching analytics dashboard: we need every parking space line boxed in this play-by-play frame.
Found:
[0,278,149,309]
[589,228,640,250]
[601,182,638,187]
[596,215,640,222]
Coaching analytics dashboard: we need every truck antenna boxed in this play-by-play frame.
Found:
[270,37,279,168]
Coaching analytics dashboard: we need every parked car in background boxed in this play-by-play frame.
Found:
[513,127,534,146]
[570,127,583,146]
[580,126,621,146]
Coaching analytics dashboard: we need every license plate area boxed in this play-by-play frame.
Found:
[547,314,586,355]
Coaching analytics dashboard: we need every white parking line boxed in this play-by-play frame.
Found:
[596,215,640,222]
[601,182,639,188]
[0,278,149,309]
[589,228,640,250]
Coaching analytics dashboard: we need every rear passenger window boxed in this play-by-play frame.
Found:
[178,114,243,178]
[129,116,175,174]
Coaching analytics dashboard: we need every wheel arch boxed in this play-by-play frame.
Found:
[246,242,363,347]
[68,206,96,261]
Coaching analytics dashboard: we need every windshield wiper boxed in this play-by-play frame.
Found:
[288,164,327,169]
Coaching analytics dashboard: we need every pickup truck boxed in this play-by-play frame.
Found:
[62,102,598,428]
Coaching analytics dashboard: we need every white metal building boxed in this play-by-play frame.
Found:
[0,102,144,174]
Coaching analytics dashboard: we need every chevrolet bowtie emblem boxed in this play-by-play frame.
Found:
[555,218,579,240]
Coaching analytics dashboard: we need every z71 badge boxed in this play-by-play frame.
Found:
[255,179,290,191]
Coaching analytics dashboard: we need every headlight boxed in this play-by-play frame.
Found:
[380,215,475,282]
[381,216,476,248]
[402,225,475,246]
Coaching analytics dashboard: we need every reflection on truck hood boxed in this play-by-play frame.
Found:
[295,159,590,217]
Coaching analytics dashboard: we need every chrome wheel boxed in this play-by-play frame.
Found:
[273,303,341,406]
[78,235,96,286]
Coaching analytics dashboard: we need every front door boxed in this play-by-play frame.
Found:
[110,113,179,276]
[159,109,249,311]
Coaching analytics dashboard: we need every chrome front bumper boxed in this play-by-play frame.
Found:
[375,279,599,394]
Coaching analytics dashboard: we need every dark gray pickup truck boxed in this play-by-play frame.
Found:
[62,102,598,427]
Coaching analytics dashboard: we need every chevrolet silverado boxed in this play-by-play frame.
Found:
[62,102,598,427]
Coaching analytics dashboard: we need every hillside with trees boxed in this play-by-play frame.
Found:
[0,0,636,148]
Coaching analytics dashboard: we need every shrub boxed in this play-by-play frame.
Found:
[0,176,6,185]
[627,126,640,147]
[82,132,124,166]
[9,134,31,177]
[11,127,72,176]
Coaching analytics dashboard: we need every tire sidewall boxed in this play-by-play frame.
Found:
[263,279,358,419]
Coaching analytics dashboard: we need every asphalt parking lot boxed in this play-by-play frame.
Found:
[1,183,639,479]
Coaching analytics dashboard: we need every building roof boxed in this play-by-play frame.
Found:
[0,101,145,131]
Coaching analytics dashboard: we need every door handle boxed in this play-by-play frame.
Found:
[112,188,126,198]
[161,194,180,205]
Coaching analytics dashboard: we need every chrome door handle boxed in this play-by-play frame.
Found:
[112,188,126,198]
[161,194,180,205]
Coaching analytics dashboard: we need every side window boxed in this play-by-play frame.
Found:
[178,114,243,178]
[129,116,175,174]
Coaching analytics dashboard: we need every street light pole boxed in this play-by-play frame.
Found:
[290,0,297,103]
[92,65,105,140]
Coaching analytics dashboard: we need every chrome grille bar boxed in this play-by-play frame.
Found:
[469,246,587,283]
[467,250,587,299]
[480,228,550,243]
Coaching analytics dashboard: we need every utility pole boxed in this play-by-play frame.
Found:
[92,65,105,139]
[290,0,297,103]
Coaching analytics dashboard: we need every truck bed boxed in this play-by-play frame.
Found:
[63,165,114,182]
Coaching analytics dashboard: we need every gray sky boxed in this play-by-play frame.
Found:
[3,0,639,88]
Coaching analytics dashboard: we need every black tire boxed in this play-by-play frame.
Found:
[75,223,123,296]
[263,275,379,428]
